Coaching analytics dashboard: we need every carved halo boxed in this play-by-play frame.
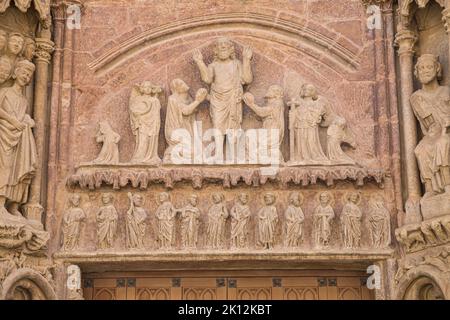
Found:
[288,192,304,206]
[343,191,362,206]
[315,191,335,206]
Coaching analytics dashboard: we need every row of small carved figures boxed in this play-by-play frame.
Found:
[61,191,391,251]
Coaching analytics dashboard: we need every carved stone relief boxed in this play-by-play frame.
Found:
[410,54,450,220]
[125,193,147,249]
[96,193,118,249]
[284,192,305,248]
[61,194,86,251]
[230,193,251,249]
[341,192,363,249]
[313,192,335,248]
[155,192,176,249]
[66,265,83,300]
[206,193,228,249]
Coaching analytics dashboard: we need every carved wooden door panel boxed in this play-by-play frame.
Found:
[83,272,373,300]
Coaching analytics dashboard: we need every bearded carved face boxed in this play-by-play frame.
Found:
[417,59,439,85]
[215,38,234,60]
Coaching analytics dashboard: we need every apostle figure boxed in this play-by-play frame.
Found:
[126,193,147,249]
[129,81,162,165]
[410,54,450,196]
[155,192,176,249]
[257,193,278,249]
[180,194,201,249]
[91,121,120,165]
[62,194,86,251]
[164,78,207,164]
[230,193,251,249]
[96,193,118,249]
[368,195,391,248]
[206,193,229,249]
[326,116,356,165]
[0,60,37,217]
[243,85,285,163]
[288,84,329,165]
[22,37,36,62]
[341,192,363,249]
[284,192,305,247]
[313,192,335,247]
[193,37,253,163]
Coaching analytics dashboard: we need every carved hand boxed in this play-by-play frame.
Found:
[193,49,203,64]
[243,92,255,107]
[195,88,208,102]
[243,46,253,60]
[12,119,26,131]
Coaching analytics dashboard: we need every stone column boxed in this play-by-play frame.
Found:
[442,2,450,78]
[394,29,422,224]
[25,28,55,222]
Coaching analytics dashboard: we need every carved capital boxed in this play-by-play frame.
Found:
[34,38,55,64]
[394,29,418,56]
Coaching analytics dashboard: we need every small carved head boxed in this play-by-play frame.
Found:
[170,78,189,94]
[0,29,7,51]
[300,83,318,100]
[289,192,303,207]
[263,192,276,205]
[0,57,12,84]
[7,32,25,56]
[23,37,36,61]
[214,37,236,61]
[159,192,170,203]
[101,193,113,205]
[189,194,199,206]
[69,194,81,207]
[238,193,249,205]
[138,81,162,96]
[318,191,332,206]
[212,193,224,204]
[346,191,362,205]
[132,194,144,207]
[414,54,442,84]
[265,85,284,100]
[12,59,35,86]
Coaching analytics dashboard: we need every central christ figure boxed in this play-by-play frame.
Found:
[193,37,253,163]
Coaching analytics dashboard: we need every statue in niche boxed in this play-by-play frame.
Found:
[126,193,147,249]
[22,37,35,62]
[193,37,253,162]
[206,193,229,249]
[129,81,162,165]
[288,83,330,165]
[313,192,335,247]
[62,194,86,251]
[4,33,24,68]
[91,121,120,165]
[0,60,37,218]
[341,192,363,249]
[257,193,278,249]
[410,54,450,197]
[180,194,201,249]
[0,30,7,53]
[164,79,208,164]
[155,192,176,249]
[243,85,285,163]
[96,193,118,249]
[230,193,251,249]
[326,116,356,165]
[66,265,84,300]
[368,195,391,248]
[284,192,305,247]
[0,57,12,86]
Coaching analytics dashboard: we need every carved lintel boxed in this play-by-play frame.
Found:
[394,29,418,56]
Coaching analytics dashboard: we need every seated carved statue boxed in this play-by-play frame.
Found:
[410,54,450,197]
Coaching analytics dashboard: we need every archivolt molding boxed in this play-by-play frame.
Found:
[0,268,56,300]
[88,12,362,75]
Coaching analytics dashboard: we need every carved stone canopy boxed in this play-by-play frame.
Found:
[0,0,50,19]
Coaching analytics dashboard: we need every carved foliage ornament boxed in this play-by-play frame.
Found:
[0,0,51,20]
